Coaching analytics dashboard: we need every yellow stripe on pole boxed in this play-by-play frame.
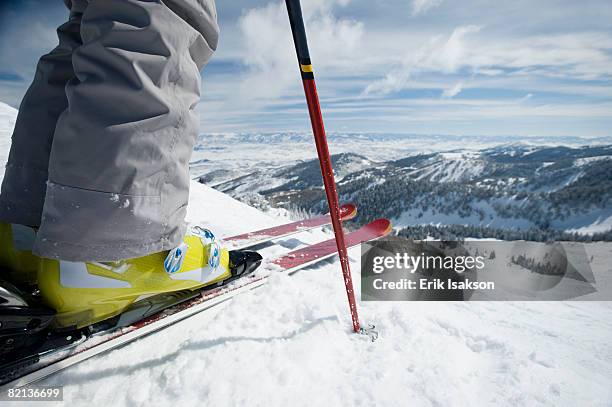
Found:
[300,64,313,73]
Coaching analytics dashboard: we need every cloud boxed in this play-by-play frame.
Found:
[471,32,612,80]
[0,1,65,106]
[181,1,612,136]
[364,24,612,98]
[4,0,611,137]
[0,71,23,82]
[441,82,463,98]
[412,0,444,16]
[435,25,482,72]
[364,25,481,95]
[237,0,363,101]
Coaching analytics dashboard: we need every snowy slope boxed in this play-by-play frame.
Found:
[0,106,610,406]
[411,151,487,183]
[29,182,610,407]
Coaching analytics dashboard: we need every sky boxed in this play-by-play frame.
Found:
[0,0,611,138]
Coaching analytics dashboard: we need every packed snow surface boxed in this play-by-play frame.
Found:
[31,184,611,407]
[0,101,610,406]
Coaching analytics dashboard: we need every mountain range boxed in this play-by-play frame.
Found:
[198,144,612,240]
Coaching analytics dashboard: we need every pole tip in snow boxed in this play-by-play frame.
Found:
[359,324,378,342]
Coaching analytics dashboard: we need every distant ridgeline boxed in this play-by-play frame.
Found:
[396,224,612,242]
[199,145,612,242]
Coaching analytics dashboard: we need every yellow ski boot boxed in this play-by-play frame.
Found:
[36,227,262,329]
[0,223,40,286]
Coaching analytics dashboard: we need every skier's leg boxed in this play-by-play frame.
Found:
[0,1,86,285]
[0,0,85,227]
[33,0,219,262]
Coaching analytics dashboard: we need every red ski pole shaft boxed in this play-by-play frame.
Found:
[285,0,360,333]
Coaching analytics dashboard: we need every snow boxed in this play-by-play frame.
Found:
[18,183,608,406]
[564,209,612,235]
[392,194,612,235]
[0,103,611,406]
[575,156,612,166]
[392,197,537,230]
[411,151,487,183]
[189,133,611,186]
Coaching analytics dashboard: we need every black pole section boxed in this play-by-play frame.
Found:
[285,0,314,79]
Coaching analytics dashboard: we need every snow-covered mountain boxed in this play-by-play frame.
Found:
[4,98,608,238]
[207,152,374,208]
[0,102,611,406]
[198,145,612,237]
[188,131,612,186]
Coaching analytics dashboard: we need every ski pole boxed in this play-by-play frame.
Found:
[284,0,361,333]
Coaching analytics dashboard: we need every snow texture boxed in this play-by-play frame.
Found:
[32,186,612,406]
[0,102,611,406]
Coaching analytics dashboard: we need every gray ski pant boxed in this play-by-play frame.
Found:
[0,0,218,261]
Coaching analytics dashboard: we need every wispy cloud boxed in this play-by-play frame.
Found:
[237,0,363,101]
[364,26,612,98]
[412,0,444,16]
[0,72,23,82]
[441,82,463,98]
[364,25,481,95]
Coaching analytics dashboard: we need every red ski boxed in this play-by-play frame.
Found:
[271,218,392,272]
[1,218,391,389]
[224,203,357,249]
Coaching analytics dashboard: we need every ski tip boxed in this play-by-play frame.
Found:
[339,203,358,220]
[368,218,393,236]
